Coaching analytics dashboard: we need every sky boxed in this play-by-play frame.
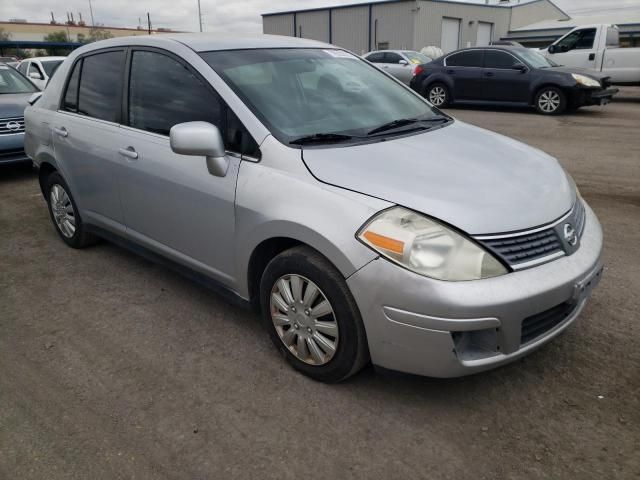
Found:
[1,0,639,34]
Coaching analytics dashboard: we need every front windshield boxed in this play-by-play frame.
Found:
[201,48,444,144]
[517,49,558,68]
[41,60,63,77]
[403,51,432,64]
[0,65,38,94]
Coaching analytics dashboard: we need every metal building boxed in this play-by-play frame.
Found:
[262,0,570,54]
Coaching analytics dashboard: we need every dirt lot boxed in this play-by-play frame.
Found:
[1,90,639,480]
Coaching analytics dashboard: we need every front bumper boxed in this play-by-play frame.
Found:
[573,87,619,107]
[0,132,30,165]
[347,203,604,378]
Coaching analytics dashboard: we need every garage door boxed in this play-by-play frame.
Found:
[441,18,461,53]
[477,22,493,46]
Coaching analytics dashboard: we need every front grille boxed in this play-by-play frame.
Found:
[521,301,577,345]
[0,116,25,135]
[475,200,587,270]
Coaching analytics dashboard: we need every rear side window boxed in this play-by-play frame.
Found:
[484,50,519,69]
[78,51,125,122]
[446,50,483,67]
[366,52,385,63]
[384,52,404,64]
[62,60,81,112]
[128,50,223,136]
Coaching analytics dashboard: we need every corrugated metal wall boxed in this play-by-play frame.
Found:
[371,1,417,51]
[263,13,294,36]
[331,6,370,54]
[510,1,569,30]
[297,10,330,42]
[413,1,511,51]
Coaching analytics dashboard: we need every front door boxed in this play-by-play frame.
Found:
[381,52,413,84]
[547,27,598,69]
[116,49,243,283]
[482,50,530,103]
[52,49,126,227]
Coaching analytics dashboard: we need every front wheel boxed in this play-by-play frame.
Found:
[260,246,369,383]
[426,83,450,107]
[535,87,566,115]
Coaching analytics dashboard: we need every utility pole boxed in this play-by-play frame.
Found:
[197,0,203,32]
[88,0,95,27]
[147,12,152,35]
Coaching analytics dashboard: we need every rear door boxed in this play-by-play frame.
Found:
[547,28,598,69]
[116,48,256,283]
[52,49,126,228]
[444,50,484,101]
[482,50,530,103]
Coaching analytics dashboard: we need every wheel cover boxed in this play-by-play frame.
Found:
[538,90,560,113]
[50,184,76,238]
[270,274,339,366]
[429,86,446,106]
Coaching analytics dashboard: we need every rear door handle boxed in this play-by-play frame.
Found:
[484,71,494,77]
[53,127,68,137]
[118,146,138,160]
[589,53,595,61]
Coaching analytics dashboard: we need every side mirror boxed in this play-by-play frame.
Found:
[399,59,409,65]
[169,121,228,177]
[512,63,527,72]
[28,92,43,105]
[29,71,44,80]
[548,44,557,54]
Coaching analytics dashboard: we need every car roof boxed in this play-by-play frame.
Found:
[74,33,333,54]
[447,46,528,55]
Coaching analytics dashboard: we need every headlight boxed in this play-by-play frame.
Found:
[572,73,600,88]
[357,207,508,281]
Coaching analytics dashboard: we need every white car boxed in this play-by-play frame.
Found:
[363,50,434,84]
[17,56,66,90]
[542,24,640,85]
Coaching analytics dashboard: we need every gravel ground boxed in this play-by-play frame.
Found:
[1,89,639,480]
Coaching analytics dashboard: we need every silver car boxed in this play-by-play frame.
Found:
[24,35,603,382]
[363,50,433,84]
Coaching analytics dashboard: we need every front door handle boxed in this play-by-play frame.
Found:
[118,146,138,160]
[53,127,68,137]
[589,53,596,61]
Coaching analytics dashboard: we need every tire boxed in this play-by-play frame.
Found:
[534,86,566,115]
[259,246,369,383]
[45,171,99,248]
[425,82,450,107]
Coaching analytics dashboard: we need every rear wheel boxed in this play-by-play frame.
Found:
[426,83,450,107]
[260,246,369,382]
[45,172,98,248]
[535,86,566,115]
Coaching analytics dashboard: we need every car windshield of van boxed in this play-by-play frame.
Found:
[201,48,447,145]
[517,50,558,69]
[0,65,38,94]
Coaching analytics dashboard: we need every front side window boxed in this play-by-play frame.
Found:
[18,62,28,74]
[384,52,404,64]
[446,50,484,67]
[128,50,223,137]
[0,65,38,94]
[201,48,443,145]
[557,28,596,51]
[484,50,519,69]
[28,62,44,80]
[366,52,385,63]
[78,50,124,122]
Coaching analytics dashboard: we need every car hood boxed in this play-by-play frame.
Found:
[302,121,575,235]
[544,66,609,81]
[0,93,31,117]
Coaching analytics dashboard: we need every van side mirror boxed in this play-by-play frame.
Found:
[169,121,229,177]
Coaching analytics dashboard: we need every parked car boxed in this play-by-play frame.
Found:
[363,50,433,84]
[25,35,603,382]
[0,63,38,165]
[410,46,618,114]
[17,56,65,90]
[542,24,640,85]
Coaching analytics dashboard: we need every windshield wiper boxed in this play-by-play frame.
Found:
[289,133,357,145]
[366,116,449,136]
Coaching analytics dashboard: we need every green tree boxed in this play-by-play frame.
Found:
[0,27,11,41]
[43,31,69,56]
[88,28,113,42]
